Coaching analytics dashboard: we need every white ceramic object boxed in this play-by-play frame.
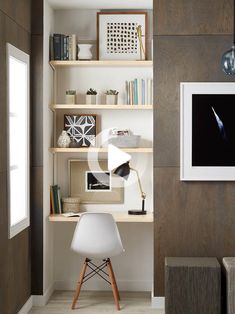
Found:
[57,130,71,148]
[106,94,118,105]
[65,94,76,104]
[77,44,93,60]
[86,94,97,104]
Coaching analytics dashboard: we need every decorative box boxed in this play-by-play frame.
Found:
[108,135,140,148]
[62,197,80,213]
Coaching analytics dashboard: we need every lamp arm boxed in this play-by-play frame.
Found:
[130,167,146,200]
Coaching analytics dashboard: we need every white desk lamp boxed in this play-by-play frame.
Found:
[108,144,146,215]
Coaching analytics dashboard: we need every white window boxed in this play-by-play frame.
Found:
[7,43,30,239]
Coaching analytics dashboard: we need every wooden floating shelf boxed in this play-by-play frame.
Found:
[49,147,153,153]
[50,104,153,111]
[49,212,153,223]
[49,60,153,69]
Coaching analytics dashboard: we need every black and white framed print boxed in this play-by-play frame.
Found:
[180,83,235,181]
[64,114,97,147]
[68,160,124,204]
[86,171,111,192]
[97,12,147,60]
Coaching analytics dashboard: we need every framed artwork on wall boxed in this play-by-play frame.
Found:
[64,114,97,147]
[68,159,124,204]
[97,12,147,61]
[180,82,235,181]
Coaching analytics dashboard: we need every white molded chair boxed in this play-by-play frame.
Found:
[71,212,124,310]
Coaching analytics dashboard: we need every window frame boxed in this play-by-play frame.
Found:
[6,43,30,239]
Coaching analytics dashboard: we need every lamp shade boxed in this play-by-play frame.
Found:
[114,162,130,180]
[108,144,131,171]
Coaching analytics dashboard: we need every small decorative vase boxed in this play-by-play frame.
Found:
[86,94,97,104]
[77,44,93,60]
[65,94,76,104]
[106,95,118,105]
[57,130,71,148]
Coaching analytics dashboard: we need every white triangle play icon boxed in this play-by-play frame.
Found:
[108,144,131,171]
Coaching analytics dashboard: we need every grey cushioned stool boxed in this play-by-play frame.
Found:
[223,257,235,314]
[165,257,221,314]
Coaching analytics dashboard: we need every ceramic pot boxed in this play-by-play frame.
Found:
[65,94,76,104]
[86,94,97,104]
[77,44,93,60]
[57,130,71,148]
[106,94,118,105]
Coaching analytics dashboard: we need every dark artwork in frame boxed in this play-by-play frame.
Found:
[86,171,111,191]
[192,94,235,167]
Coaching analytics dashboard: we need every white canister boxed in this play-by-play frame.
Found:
[77,44,93,60]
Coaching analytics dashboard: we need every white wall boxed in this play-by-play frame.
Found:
[44,7,154,293]
[43,0,55,293]
[54,222,153,291]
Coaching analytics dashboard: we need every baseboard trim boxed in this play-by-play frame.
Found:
[54,279,152,292]
[18,296,33,314]
[151,296,165,309]
[32,283,55,307]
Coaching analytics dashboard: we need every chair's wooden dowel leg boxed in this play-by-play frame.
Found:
[108,259,120,300]
[71,258,88,310]
[107,259,120,310]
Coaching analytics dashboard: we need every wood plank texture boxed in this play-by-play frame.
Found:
[29,291,161,314]
[153,0,233,36]
[49,212,154,223]
[153,0,235,300]
[49,147,153,153]
[153,35,235,167]
[50,104,153,110]
[50,60,153,68]
[0,3,32,313]
[165,257,221,314]
[223,257,235,314]
[153,167,235,296]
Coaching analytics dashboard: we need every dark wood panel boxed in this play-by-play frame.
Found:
[0,11,7,173]
[8,229,31,313]
[0,5,31,313]
[153,167,235,296]
[0,171,8,313]
[0,0,31,33]
[31,35,43,167]
[165,257,221,314]
[154,108,179,167]
[153,35,235,167]
[31,0,43,35]
[153,0,233,35]
[30,166,43,294]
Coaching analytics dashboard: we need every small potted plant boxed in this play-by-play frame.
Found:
[105,89,119,105]
[65,90,76,104]
[86,88,97,104]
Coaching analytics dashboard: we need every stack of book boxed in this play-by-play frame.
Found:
[50,33,77,61]
[50,185,62,214]
[126,78,153,105]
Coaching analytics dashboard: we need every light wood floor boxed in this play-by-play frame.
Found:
[29,291,164,314]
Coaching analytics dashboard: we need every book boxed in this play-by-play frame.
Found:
[53,34,61,60]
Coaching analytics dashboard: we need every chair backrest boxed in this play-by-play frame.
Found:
[71,213,124,259]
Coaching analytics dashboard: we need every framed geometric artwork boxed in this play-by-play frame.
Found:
[97,12,147,61]
[180,82,235,181]
[68,159,124,204]
[64,114,97,147]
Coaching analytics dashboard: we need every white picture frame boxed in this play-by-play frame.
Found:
[97,12,147,61]
[180,82,235,181]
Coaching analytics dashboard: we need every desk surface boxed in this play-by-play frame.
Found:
[49,212,153,223]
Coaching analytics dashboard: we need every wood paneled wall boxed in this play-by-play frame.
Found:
[153,0,235,296]
[31,0,44,295]
[0,1,31,312]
